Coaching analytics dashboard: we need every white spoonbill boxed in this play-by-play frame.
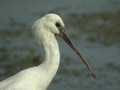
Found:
[0,13,96,90]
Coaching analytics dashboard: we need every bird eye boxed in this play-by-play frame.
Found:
[55,22,61,27]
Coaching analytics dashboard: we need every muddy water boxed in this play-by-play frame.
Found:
[0,0,120,90]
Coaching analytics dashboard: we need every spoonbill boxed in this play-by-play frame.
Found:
[0,13,95,90]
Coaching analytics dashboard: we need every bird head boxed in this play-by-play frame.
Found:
[43,14,65,35]
[32,13,65,46]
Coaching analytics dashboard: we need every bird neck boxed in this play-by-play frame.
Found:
[41,36,60,72]
[44,40,60,66]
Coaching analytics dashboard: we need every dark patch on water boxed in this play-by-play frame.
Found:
[66,11,120,46]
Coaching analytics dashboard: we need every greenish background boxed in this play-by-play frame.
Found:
[0,0,120,90]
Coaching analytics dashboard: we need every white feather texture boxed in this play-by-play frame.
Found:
[0,13,64,90]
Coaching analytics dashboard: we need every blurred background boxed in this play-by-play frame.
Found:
[0,0,120,90]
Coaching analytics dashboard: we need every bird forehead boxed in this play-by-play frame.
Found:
[45,13,61,19]
[45,14,64,25]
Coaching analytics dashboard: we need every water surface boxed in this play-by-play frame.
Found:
[0,0,120,90]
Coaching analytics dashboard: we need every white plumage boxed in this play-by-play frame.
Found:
[0,13,95,90]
